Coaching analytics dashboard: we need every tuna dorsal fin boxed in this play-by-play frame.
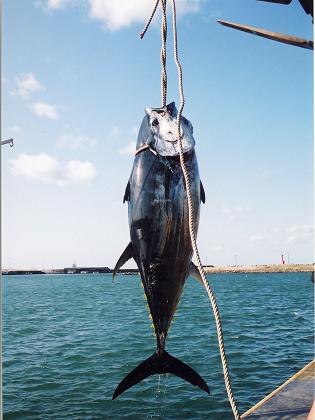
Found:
[200,181,206,204]
[189,262,203,286]
[113,242,134,281]
[123,181,130,203]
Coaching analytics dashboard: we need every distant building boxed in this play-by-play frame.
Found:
[63,266,111,274]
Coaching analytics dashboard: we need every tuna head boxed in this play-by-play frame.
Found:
[136,102,195,157]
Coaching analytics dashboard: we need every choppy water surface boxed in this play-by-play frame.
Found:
[3,272,314,419]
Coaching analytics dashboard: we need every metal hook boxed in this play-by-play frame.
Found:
[1,138,14,147]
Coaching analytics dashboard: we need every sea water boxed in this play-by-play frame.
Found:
[2,272,314,419]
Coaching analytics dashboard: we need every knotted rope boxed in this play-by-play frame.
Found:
[140,2,241,419]
[140,0,167,106]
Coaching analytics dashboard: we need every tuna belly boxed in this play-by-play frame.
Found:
[131,206,191,339]
[142,255,190,343]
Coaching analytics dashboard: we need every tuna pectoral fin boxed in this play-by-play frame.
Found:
[200,181,206,204]
[123,181,130,203]
[112,242,134,281]
[112,351,209,400]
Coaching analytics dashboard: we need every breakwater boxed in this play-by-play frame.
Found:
[2,267,138,275]
[204,264,314,274]
[2,264,313,276]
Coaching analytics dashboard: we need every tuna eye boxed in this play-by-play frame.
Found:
[152,119,159,127]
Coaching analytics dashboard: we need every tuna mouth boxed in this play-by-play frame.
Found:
[160,133,178,143]
[134,142,193,158]
[164,150,192,162]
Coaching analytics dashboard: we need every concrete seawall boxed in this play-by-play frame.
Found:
[203,264,314,274]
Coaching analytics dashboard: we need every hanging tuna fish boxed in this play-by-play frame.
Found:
[112,101,207,399]
[111,2,241,419]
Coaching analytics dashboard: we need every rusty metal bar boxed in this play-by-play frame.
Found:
[217,19,313,50]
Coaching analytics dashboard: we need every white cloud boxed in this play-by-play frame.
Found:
[12,73,44,98]
[35,0,75,10]
[302,225,314,234]
[222,205,249,221]
[120,141,136,155]
[57,133,97,150]
[285,224,313,244]
[63,160,97,185]
[11,154,59,180]
[88,0,156,30]
[177,0,203,14]
[47,0,68,8]
[31,102,59,120]
[39,0,202,30]
[249,235,265,242]
[285,224,313,235]
[88,0,202,30]
[286,235,298,243]
[10,153,97,186]
[286,224,299,233]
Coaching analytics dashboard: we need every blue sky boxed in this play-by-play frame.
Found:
[2,0,313,269]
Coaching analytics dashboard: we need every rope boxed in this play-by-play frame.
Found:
[139,0,160,39]
[140,0,167,107]
[160,0,167,107]
[141,2,241,418]
[170,2,241,418]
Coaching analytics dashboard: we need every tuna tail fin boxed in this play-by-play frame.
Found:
[112,350,209,399]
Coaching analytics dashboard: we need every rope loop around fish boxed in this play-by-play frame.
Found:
[140,2,241,419]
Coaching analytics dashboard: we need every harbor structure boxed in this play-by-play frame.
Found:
[242,360,315,419]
